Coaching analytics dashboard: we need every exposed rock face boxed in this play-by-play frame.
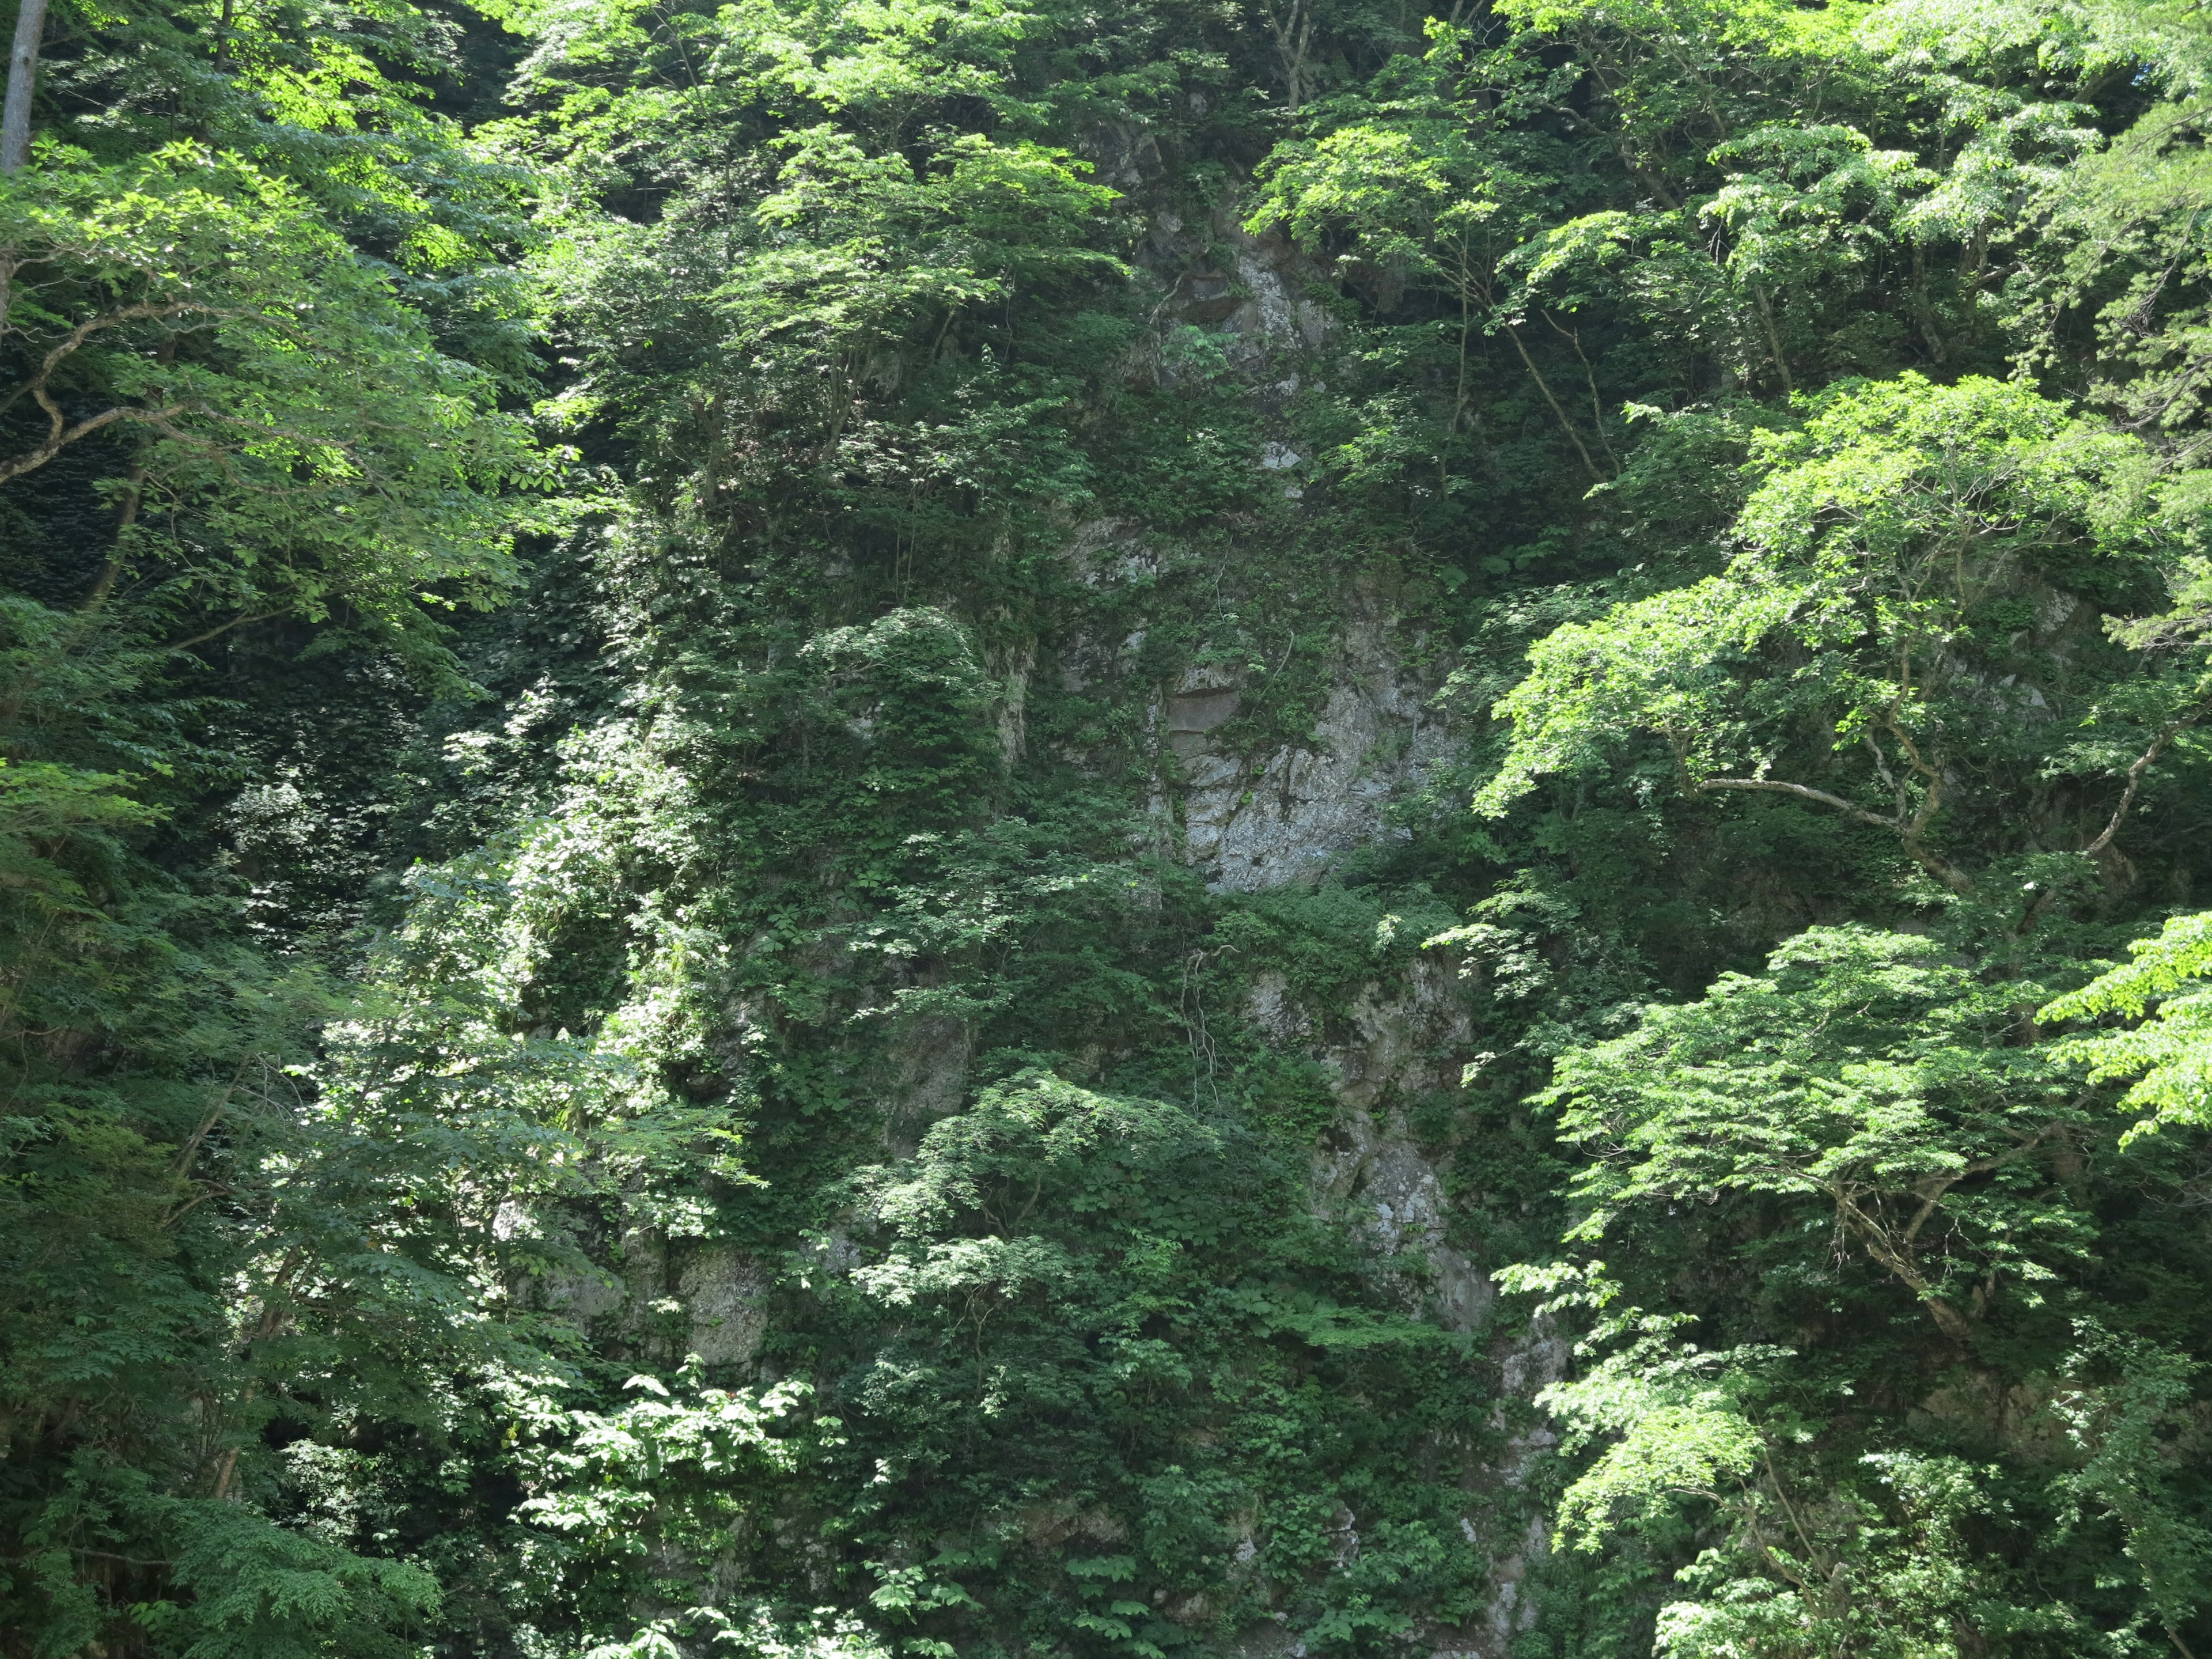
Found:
[1233,828,1573,1659]
[1176,605,1453,893]
[1166,685,1242,758]
[1300,955,1491,1331]
[1317,1105,1494,1332]
[638,180,1560,1646]
[676,1244,770,1366]
[504,1205,769,1370]
[1128,204,1457,893]
[1138,192,1335,359]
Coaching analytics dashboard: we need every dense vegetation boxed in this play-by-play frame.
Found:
[6,0,2212,1652]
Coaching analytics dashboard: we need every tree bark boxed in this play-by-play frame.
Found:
[1696,775,1976,893]
[2,0,51,173]
[1502,321,1602,480]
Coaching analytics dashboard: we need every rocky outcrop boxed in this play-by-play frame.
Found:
[1175,604,1454,892]
[502,1203,769,1370]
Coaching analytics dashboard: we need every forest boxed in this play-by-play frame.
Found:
[5,0,2212,1651]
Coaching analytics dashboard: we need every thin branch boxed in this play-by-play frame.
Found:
[1899,1177,1961,1248]
[1831,1190,1971,1339]
[1697,776,1901,832]
[1739,1502,1817,1596]
[1543,309,1620,472]
[0,301,219,421]
[1501,321,1601,480]
[1749,282,1792,396]
[1698,771,1975,893]
[169,1073,242,1177]
[1759,1442,1823,1584]
[158,1185,227,1230]
[2082,711,2204,857]
[1862,730,1908,823]
[1885,720,1945,843]
[165,611,284,653]
[0,401,192,486]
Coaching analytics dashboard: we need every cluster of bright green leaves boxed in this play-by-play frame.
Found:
[1476,373,2194,893]
[1240,0,2212,574]
[0,0,550,1644]
[1,146,532,649]
[1491,927,2212,1656]
[1546,927,2097,1338]
[0,768,763,1653]
[1248,22,1624,490]
[786,1071,1488,1659]
[0,868,634,1658]
[513,1368,826,1653]
[2046,910,2212,1137]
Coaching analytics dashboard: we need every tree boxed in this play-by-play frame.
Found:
[1248,25,1606,470]
[1537,926,2096,1342]
[1476,374,2192,892]
[1,0,48,174]
[0,0,548,1643]
[1495,923,2209,1654]
[1,146,532,652]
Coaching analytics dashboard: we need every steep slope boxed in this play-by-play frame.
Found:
[8,0,2212,1654]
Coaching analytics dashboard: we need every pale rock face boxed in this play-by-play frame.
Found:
[995,641,1036,768]
[1315,1106,1495,1333]
[1178,607,1452,893]
[677,1244,768,1366]
[1166,679,1243,760]
[497,1200,627,1320]
[1218,229,1333,359]
[529,1257,630,1322]
[1329,955,1469,1105]
[1080,120,1165,192]
[1299,954,1494,1332]
[1478,1514,1555,1653]
[501,1202,768,1369]
[1244,971,1312,1044]
[1138,222,1460,893]
[1234,906,1572,1654]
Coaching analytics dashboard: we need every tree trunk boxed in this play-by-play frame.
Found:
[1,0,50,173]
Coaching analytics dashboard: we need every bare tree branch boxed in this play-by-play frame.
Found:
[1698,772,1976,892]
[1,298,220,407]
[165,611,284,653]
[2082,710,2205,857]
[0,400,194,486]
[1502,320,1603,480]
[1699,775,1902,831]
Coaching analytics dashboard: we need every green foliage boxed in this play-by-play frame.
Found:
[2046,910,2212,1137]
[0,0,546,1643]
[1478,374,2195,893]
[1497,922,2212,1653]
[13,0,2212,1653]
[1545,927,2098,1338]
[1,144,532,647]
